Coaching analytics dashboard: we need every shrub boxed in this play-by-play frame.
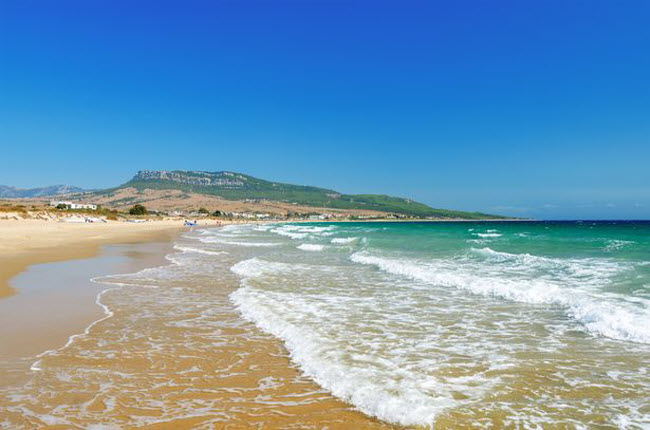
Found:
[56,203,68,210]
[198,207,210,215]
[129,204,148,215]
[211,210,222,217]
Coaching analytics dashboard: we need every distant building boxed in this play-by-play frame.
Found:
[50,201,97,210]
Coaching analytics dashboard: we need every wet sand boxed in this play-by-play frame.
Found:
[0,240,176,388]
[0,223,392,429]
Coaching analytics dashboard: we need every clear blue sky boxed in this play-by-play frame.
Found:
[1,1,649,219]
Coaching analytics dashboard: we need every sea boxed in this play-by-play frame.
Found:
[220,221,650,427]
[2,221,649,428]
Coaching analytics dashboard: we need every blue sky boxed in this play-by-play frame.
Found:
[1,0,649,219]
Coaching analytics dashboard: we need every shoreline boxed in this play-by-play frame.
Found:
[0,239,178,388]
[0,217,531,302]
[26,239,177,373]
[0,218,226,299]
[0,219,393,428]
[0,218,201,390]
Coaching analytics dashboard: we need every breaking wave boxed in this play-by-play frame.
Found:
[350,249,650,344]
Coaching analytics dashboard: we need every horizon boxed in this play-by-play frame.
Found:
[1,1,649,220]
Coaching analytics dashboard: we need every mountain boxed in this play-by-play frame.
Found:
[110,170,504,219]
[0,185,86,198]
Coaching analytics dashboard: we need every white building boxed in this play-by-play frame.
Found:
[50,201,97,210]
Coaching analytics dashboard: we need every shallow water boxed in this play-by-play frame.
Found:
[228,221,650,427]
[0,230,387,429]
[2,221,649,428]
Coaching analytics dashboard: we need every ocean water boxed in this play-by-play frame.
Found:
[3,221,650,428]
[224,221,650,427]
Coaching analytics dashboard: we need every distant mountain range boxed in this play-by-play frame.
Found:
[2,171,506,219]
[0,184,86,198]
[103,170,504,219]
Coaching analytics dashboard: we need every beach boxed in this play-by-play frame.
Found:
[0,219,389,428]
[1,218,188,298]
[0,219,192,385]
[1,219,649,428]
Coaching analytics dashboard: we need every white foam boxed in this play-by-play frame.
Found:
[271,228,309,240]
[604,240,634,252]
[473,232,502,238]
[229,283,467,426]
[350,250,650,344]
[270,224,337,240]
[228,253,500,427]
[173,244,227,256]
[297,244,325,251]
[201,238,281,247]
[231,258,308,278]
[331,237,358,244]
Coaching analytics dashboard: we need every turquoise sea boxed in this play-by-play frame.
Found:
[221,221,650,427]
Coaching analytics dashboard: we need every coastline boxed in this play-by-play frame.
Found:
[0,218,225,299]
[0,216,524,299]
[3,219,644,426]
[0,219,393,428]
[0,239,178,388]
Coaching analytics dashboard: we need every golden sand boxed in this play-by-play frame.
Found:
[0,219,392,429]
[0,218,224,298]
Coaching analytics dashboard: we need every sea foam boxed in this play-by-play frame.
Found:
[173,245,227,255]
[297,244,325,251]
[331,237,358,244]
[228,258,484,426]
[350,250,650,344]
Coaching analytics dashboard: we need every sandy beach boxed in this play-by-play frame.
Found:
[0,218,223,299]
[0,218,201,385]
[0,219,391,428]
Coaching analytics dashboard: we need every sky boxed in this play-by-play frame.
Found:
[1,0,649,219]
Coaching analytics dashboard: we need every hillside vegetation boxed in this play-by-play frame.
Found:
[108,170,505,219]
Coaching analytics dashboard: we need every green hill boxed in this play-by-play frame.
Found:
[113,170,505,219]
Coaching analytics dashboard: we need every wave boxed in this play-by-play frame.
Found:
[350,250,650,344]
[199,238,281,247]
[468,247,625,279]
[270,225,337,240]
[230,286,451,426]
[331,237,358,245]
[473,232,502,238]
[173,244,228,255]
[271,228,310,240]
[228,255,501,426]
[604,240,635,252]
[231,258,309,278]
[297,244,325,252]
[220,240,281,247]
